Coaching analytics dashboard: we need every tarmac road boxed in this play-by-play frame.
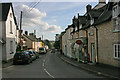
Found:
[2,51,106,78]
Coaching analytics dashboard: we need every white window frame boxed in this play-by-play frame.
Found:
[114,44,120,59]
[10,21,12,34]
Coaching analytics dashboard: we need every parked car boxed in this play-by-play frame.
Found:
[38,47,46,54]
[13,51,32,64]
[25,50,36,61]
[34,51,39,59]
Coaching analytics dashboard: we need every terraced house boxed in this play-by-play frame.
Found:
[60,1,120,67]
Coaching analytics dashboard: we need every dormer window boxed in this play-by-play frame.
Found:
[90,19,94,25]
[75,26,77,31]
[79,24,82,29]
[112,4,120,18]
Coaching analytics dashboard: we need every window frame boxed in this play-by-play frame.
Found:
[10,21,13,34]
[114,44,120,59]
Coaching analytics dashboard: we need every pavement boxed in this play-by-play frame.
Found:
[58,52,120,80]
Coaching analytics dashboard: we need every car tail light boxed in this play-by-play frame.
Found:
[25,56,28,58]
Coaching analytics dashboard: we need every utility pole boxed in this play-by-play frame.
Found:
[19,11,23,51]
[34,30,36,51]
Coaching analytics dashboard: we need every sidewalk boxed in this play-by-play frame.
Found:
[58,52,120,80]
[2,59,13,68]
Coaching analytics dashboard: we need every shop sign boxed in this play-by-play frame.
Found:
[76,40,82,45]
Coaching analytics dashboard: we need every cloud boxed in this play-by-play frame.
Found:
[14,4,63,40]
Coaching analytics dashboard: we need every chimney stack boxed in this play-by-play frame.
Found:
[99,0,106,4]
[25,31,28,35]
[86,4,92,12]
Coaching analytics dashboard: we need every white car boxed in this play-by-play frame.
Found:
[39,47,46,54]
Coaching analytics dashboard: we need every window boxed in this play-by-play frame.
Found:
[112,4,120,18]
[10,21,12,34]
[10,13,12,18]
[80,31,82,37]
[90,19,94,25]
[113,18,120,31]
[90,26,94,36]
[10,41,13,52]
[114,44,120,58]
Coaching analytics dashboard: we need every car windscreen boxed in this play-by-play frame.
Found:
[39,48,44,50]
[15,52,25,56]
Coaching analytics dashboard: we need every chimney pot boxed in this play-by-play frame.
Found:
[25,31,28,35]
[86,4,92,12]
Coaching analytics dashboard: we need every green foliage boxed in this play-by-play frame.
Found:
[54,40,60,49]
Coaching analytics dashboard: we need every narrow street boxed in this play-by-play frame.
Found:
[2,51,105,78]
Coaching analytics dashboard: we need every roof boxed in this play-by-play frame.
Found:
[81,20,90,29]
[88,10,103,18]
[93,2,113,25]
[23,34,42,42]
[78,16,87,25]
[94,11,112,25]
[0,3,17,25]
[93,3,106,10]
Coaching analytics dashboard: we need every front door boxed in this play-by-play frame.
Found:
[91,43,95,63]
[65,45,67,56]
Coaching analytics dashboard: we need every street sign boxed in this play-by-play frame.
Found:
[76,40,82,45]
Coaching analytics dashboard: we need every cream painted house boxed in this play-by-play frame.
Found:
[0,3,17,62]
[22,33,43,52]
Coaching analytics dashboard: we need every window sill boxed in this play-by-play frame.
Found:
[10,32,13,34]
[113,30,120,33]
[114,58,120,61]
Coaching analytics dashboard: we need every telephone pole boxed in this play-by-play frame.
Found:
[19,11,23,50]
[34,30,36,51]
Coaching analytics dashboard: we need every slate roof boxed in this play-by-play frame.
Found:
[78,16,87,25]
[0,3,17,25]
[88,10,103,18]
[93,2,113,25]
[23,34,42,42]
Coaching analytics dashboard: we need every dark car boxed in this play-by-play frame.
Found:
[13,51,32,64]
[34,51,39,59]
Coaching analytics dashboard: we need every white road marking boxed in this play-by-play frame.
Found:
[44,68,54,78]
[42,63,45,67]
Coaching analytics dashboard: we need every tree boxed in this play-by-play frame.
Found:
[54,40,60,49]
[44,39,51,49]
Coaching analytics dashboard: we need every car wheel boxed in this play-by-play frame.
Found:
[27,59,30,64]
[13,61,17,65]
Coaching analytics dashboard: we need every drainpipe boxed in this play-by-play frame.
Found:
[85,30,88,63]
[94,26,99,63]
[83,29,88,63]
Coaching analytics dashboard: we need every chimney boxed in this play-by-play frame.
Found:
[86,4,92,12]
[99,0,106,4]
[78,13,79,18]
[25,31,28,35]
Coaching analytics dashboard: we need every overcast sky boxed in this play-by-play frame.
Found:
[1,0,109,41]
